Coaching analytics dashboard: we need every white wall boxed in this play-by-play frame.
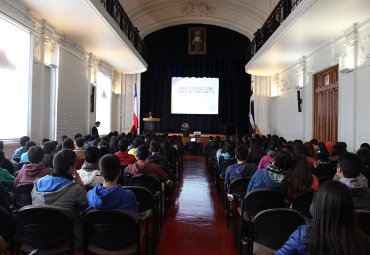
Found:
[0,0,143,146]
[253,18,370,152]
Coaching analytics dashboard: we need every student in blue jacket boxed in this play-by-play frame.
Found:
[275,181,370,255]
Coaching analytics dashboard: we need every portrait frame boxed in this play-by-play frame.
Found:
[188,27,207,55]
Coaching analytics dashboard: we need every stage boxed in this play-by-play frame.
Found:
[156,133,226,154]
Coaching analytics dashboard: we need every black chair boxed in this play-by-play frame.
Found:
[123,186,156,254]
[129,176,164,229]
[291,190,315,220]
[239,189,285,255]
[84,209,142,255]
[225,177,251,244]
[355,210,370,236]
[252,208,305,253]
[15,205,74,255]
[14,183,34,208]
[0,205,15,253]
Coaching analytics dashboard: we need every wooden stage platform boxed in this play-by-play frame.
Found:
[156,133,226,154]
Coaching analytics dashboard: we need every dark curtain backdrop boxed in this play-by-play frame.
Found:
[141,24,251,135]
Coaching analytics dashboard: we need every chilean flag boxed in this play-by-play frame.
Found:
[133,83,138,132]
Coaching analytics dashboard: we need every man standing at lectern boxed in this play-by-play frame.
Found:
[91,121,100,138]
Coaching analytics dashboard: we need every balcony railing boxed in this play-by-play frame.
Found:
[248,0,302,58]
[99,0,148,61]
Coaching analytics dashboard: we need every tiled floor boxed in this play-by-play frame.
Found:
[156,156,238,255]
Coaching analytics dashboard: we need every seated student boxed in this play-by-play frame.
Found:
[128,138,142,159]
[78,146,104,187]
[19,141,36,164]
[218,141,235,166]
[287,155,319,202]
[225,144,257,184]
[357,148,370,181]
[0,141,14,175]
[146,140,174,172]
[276,181,370,255]
[0,152,15,190]
[312,152,334,178]
[87,154,138,216]
[334,152,370,210]
[14,146,53,188]
[32,150,87,219]
[126,145,173,187]
[42,141,56,169]
[257,140,279,169]
[115,138,136,167]
[62,138,75,150]
[247,150,292,194]
[12,136,30,163]
[74,137,85,158]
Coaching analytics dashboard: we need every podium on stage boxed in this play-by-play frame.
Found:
[143,118,160,131]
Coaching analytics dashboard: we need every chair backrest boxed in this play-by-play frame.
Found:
[123,186,154,212]
[292,190,315,219]
[129,176,161,195]
[355,210,370,236]
[0,205,15,241]
[84,209,140,250]
[0,182,10,210]
[253,208,305,250]
[243,189,285,218]
[15,183,34,208]
[16,205,74,250]
[228,177,251,196]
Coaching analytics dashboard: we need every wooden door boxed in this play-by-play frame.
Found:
[313,65,338,143]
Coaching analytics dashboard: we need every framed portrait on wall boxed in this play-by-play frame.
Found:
[188,27,207,55]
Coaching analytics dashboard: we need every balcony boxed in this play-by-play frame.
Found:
[245,0,370,76]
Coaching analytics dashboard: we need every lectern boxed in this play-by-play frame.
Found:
[143,118,160,131]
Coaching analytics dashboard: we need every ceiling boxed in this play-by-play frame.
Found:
[245,0,370,75]
[121,0,279,39]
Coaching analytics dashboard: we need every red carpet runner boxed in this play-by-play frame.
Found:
[156,156,238,255]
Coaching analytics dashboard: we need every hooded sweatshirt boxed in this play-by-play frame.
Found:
[14,163,53,188]
[247,164,288,194]
[225,162,258,183]
[126,161,169,182]
[32,175,87,219]
[77,162,104,187]
[87,184,138,216]
[339,175,370,210]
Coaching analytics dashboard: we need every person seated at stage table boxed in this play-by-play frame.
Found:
[126,145,173,188]
[225,144,257,184]
[115,138,136,168]
[146,140,175,173]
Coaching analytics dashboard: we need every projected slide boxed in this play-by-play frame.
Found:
[171,77,219,114]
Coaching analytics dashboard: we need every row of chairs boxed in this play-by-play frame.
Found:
[1,204,143,255]
[1,174,177,255]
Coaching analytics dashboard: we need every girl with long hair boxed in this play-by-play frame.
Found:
[287,155,318,202]
[276,181,370,255]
